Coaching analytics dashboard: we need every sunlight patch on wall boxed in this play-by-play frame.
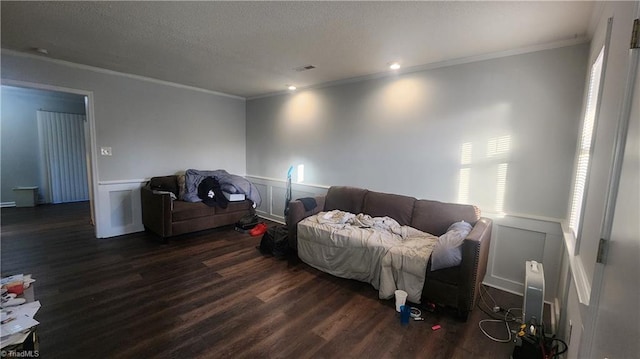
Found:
[457,135,511,214]
[458,142,473,204]
[458,168,471,204]
[487,135,511,157]
[495,163,508,215]
[461,142,473,165]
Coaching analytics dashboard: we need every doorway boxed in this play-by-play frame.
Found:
[0,80,99,235]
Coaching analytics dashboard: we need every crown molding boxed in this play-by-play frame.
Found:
[1,48,245,101]
[248,36,590,100]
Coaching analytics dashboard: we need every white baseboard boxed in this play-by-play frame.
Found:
[1,202,16,208]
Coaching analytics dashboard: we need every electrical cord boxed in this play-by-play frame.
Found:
[477,285,522,343]
[477,284,520,321]
[477,285,569,356]
[478,307,522,343]
[549,337,568,357]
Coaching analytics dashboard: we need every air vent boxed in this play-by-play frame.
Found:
[294,65,316,72]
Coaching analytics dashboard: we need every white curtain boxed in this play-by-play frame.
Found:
[37,110,89,204]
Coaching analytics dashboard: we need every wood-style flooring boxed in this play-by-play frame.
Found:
[1,202,523,358]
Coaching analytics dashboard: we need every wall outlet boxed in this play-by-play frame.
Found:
[101,147,112,156]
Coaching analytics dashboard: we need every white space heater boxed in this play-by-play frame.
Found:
[523,260,545,325]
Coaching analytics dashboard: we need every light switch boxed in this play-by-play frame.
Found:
[101,147,112,156]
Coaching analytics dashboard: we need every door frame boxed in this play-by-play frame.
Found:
[2,79,101,238]
[581,4,640,357]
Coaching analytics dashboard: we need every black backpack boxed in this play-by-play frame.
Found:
[258,225,289,259]
[236,213,259,230]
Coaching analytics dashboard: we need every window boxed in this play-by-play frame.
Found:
[568,47,605,237]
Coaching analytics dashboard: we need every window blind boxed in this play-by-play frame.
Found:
[569,47,605,235]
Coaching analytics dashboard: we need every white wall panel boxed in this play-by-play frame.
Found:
[247,176,328,223]
[483,214,564,304]
[270,186,287,221]
[491,226,545,284]
[97,180,144,238]
[253,182,269,216]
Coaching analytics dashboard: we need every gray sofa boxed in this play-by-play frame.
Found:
[286,186,492,320]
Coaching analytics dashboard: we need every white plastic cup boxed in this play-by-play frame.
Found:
[394,290,408,312]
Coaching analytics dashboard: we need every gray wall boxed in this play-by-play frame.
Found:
[1,52,247,182]
[1,86,86,203]
[247,44,588,219]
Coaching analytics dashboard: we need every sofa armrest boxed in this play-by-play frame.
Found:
[286,195,326,251]
[141,185,173,237]
[458,217,493,314]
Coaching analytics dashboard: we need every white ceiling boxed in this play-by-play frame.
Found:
[1,1,595,98]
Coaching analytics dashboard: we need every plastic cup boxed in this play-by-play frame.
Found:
[395,290,408,312]
[400,305,411,325]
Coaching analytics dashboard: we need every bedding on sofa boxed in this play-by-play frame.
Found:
[297,210,439,303]
[183,169,261,206]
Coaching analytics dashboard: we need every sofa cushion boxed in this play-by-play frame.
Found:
[362,191,416,226]
[411,200,480,236]
[172,200,216,222]
[149,175,179,197]
[324,186,368,214]
[426,257,461,285]
[215,200,253,214]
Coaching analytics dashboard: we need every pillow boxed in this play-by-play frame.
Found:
[430,221,473,271]
[149,176,178,197]
[221,183,237,194]
[177,175,186,200]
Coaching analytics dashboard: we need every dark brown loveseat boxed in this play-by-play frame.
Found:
[286,186,492,320]
[141,175,253,239]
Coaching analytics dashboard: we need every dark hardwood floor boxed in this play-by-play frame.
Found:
[1,202,523,358]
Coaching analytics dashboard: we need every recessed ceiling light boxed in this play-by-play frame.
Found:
[389,62,401,70]
[287,85,297,91]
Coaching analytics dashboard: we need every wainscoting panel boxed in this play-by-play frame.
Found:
[96,180,146,238]
[109,190,134,228]
[491,225,546,286]
[246,176,329,223]
[253,183,268,216]
[483,214,564,303]
[271,186,287,221]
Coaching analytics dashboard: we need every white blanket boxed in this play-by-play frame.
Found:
[297,211,438,303]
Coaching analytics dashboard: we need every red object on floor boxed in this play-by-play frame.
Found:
[431,325,441,331]
[250,223,268,236]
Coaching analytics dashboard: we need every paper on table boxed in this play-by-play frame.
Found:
[7,301,40,318]
[0,301,41,338]
[0,331,30,349]
[23,274,35,287]
[0,315,39,336]
[0,274,23,286]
